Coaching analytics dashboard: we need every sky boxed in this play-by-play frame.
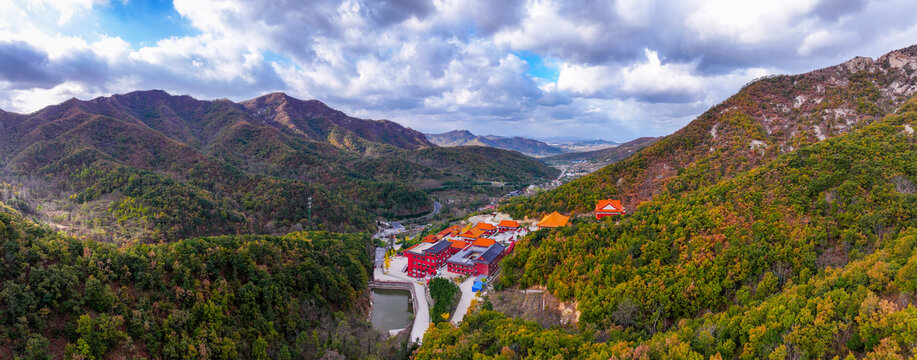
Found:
[1,0,917,141]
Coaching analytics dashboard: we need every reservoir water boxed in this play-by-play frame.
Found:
[370,289,413,332]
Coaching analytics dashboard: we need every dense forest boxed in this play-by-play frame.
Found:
[0,203,413,359]
[417,97,917,358]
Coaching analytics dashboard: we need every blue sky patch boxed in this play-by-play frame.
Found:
[96,0,197,46]
[514,51,559,82]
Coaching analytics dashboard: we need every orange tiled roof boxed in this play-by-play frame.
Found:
[450,240,468,249]
[536,211,569,228]
[422,234,437,243]
[438,225,462,236]
[473,238,496,247]
[595,199,624,212]
[460,227,485,238]
[498,220,519,228]
[475,222,496,231]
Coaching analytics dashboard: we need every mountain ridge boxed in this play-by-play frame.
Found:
[505,44,917,218]
[542,136,661,166]
[0,90,558,242]
[425,129,567,157]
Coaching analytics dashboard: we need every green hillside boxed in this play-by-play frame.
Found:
[0,203,412,359]
[417,97,917,359]
[0,91,558,243]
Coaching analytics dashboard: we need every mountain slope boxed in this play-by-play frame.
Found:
[0,91,557,242]
[425,130,566,157]
[419,94,917,360]
[242,92,434,152]
[506,45,917,218]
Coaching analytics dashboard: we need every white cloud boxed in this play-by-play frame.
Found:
[684,0,820,44]
[1,0,917,141]
[493,0,603,59]
[556,63,615,97]
[797,29,856,56]
[26,0,104,25]
[0,81,101,112]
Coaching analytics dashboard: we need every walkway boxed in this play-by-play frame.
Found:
[450,276,477,324]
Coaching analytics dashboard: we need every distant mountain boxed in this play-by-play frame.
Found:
[543,136,660,166]
[425,130,566,157]
[545,138,620,153]
[507,44,917,217]
[0,91,558,242]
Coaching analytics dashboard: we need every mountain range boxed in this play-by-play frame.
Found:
[0,91,557,243]
[424,130,569,157]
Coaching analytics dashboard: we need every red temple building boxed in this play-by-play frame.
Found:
[446,241,506,276]
[474,222,496,235]
[595,200,625,219]
[459,227,486,241]
[496,220,520,232]
[404,240,451,277]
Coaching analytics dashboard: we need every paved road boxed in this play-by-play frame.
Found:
[374,247,385,268]
[395,201,441,224]
[430,201,441,217]
[450,276,477,325]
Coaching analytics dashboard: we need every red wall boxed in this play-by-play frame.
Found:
[406,249,449,277]
[595,212,621,219]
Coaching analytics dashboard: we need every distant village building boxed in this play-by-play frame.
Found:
[405,241,451,277]
[594,199,625,219]
[536,211,570,229]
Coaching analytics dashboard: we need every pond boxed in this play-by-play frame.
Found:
[370,289,413,332]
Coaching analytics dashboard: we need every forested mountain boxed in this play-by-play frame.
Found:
[504,45,917,218]
[0,91,557,243]
[425,130,566,157]
[242,92,434,151]
[542,136,660,166]
[0,203,413,359]
[418,85,917,360]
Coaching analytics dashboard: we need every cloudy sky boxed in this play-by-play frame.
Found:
[1,0,916,141]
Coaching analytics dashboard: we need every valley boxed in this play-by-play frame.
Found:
[3,8,917,359]
[0,92,558,244]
